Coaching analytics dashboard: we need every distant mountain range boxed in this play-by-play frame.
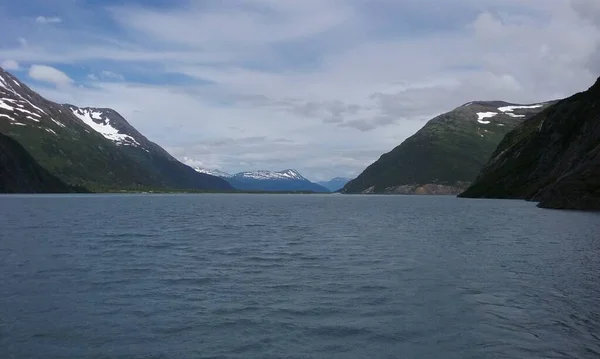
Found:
[342,100,554,195]
[3,64,597,208]
[194,168,331,193]
[460,77,600,210]
[0,67,232,192]
[317,177,351,192]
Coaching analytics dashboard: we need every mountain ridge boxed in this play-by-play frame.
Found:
[0,67,233,192]
[341,100,554,195]
[459,78,600,210]
[194,167,330,192]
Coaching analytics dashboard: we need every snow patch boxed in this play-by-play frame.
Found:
[71,108,141,147]
[26,115,40,122]
[0,77,47,115]
[51,118,66,128]
[0,114,14,121]
[0,101,14,111]
[45,128,58,136]
[498,104,543,113]
[0,76,9,90]
[11,122,26,126]
[477,112,497,120]
[477,112,497,124]
[14,107,41,118]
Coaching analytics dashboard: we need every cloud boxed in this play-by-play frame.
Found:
[88,70,125,81]
[2,0,600,180]
[28,65,73,86]
[1,59,19,70]
[35,16,62,24]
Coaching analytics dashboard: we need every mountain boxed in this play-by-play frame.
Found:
[459,78,600,210]
[0,132,84,193]
[318,177,352,192]
[193,168,232,178]
[195,168,330,193]
[0,67,232,192]
[341,100,553,194]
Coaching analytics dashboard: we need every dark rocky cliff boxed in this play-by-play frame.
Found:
[459,78,600,210]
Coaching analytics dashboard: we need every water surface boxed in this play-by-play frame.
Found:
[1,194,599,358]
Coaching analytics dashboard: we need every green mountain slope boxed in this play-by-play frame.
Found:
[459,78,600,210]
[0,67,232,192]
[0,133,83,193]
[342,101,552,194]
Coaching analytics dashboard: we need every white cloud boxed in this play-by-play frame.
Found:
[28,65,73,87]
[35,16,62,24]
[110,0,354,47]
[1,59,19,70]
[2,0,600,179]
[88,70,124,81]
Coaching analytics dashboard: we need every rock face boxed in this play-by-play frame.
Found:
[0,133,82,193]
[342,101,553,194]
[459,78,600,210]
[0,67,232,192]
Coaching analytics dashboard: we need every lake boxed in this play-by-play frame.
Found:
[1,194,599,358]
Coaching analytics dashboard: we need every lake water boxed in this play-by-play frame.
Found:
[1,194,599,358]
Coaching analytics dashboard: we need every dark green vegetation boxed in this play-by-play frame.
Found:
[0,133,85,193]
[342,101,552,194]
[0,67,232,193]
[460,78,600,210]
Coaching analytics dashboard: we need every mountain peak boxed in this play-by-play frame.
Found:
[277,169,304,180]
[342,98,552,194]
[1,67,233,192]
[68,106,145,149]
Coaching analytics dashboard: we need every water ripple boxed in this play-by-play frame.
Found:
[1,194,599,359]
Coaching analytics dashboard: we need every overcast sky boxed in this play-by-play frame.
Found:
[1,0,599,181]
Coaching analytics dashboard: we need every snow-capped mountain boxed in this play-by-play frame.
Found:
[69,107,146,149]
[232,169,306,181]
[343,100,554,194]
[0,66,232,192]
[194,168,232,178]
[193,167,330,192]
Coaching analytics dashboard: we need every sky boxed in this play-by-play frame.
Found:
[0,0,599,181]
